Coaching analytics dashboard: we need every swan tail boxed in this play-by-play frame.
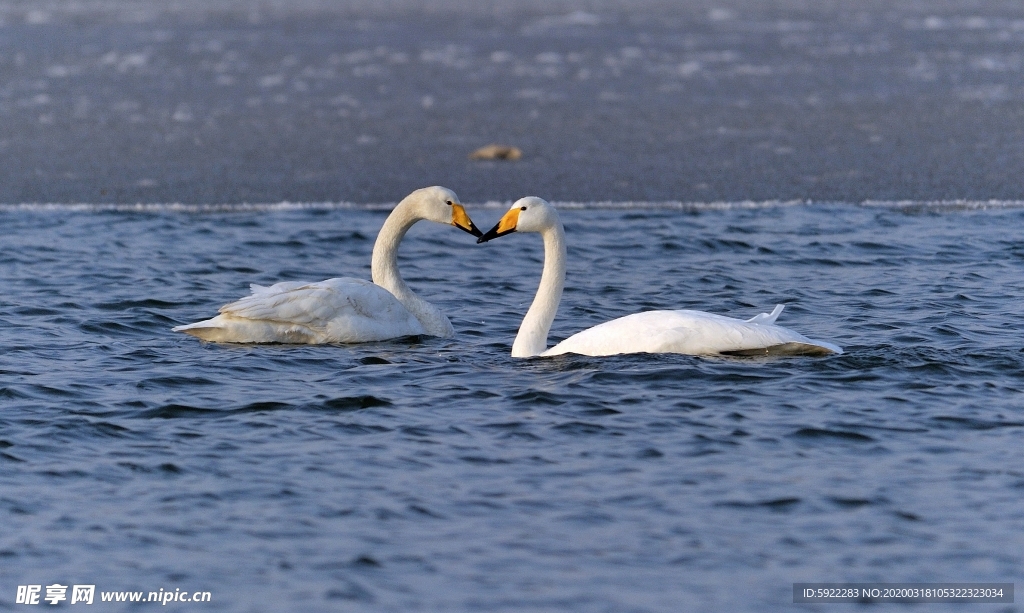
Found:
[172,316,237,340]
[172,318,223,340]
[746,304,784,325]
[172,320,210,332]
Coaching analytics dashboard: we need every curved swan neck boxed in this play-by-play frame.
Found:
[512,220,566,357]
[370,197,455,337]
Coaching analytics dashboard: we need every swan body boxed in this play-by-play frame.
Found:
[477,197,842,358]
[176,278,426,344]
[543,307,841,357]
[174,186,481,343]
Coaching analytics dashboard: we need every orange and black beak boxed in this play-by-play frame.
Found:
[451,204,482,237]
[477,207,521,243]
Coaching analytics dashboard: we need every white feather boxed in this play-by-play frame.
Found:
[173,278,424,343]
[173,186,469,344]
[544,308,841,357]
[486,197,842,358]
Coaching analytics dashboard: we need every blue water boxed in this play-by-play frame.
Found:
[1,201,1022,611]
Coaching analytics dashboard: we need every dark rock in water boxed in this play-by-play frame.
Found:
[468,145,522,161]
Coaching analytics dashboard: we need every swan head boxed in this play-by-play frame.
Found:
[477,196,556,243]
[408,186,482,237]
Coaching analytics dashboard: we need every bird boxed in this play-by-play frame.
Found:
[173,186,481,343]
[476,197,842,358]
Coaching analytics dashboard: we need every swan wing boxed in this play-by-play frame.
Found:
[173,278,426,343]
[543,309,841,357]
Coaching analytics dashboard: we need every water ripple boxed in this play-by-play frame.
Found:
[2,204,1023,611]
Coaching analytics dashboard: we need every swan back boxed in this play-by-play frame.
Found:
[543,309,841,357]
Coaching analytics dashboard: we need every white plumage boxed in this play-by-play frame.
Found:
[477,197,842,358]
[544,307,841,357]
[173,186,480,344]
[178,279,426,344]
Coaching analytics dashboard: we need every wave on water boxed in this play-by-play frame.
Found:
[859,199,1024,211]
[0,202,395,213]
[2,199,1024,213]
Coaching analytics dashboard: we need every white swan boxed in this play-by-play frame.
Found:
[477,197,842,358]
[173,186,481,343]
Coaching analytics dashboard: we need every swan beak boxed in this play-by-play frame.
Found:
[477,207,520,243]
[451,204,483,237]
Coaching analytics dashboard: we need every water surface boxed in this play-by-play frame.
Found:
[2,201,1022,611]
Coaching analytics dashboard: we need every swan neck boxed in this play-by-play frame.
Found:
[512,221,566,357]
[371,198,454,337]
